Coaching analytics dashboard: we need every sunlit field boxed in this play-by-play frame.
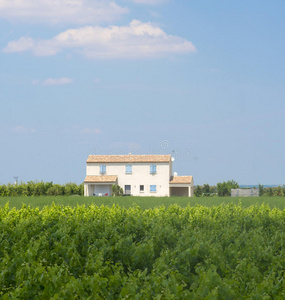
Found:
[1,203,285,298]
[1,195,285,210]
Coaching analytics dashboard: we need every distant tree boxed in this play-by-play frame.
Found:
[194,185,203,197]
[210,185,217,193]
[78,183,84,196]
[275,186,282,196]
[258,184,264,197]
[267,187,274,197]
[65,182,79,196]
[202,184,210,194]
[282,185,285,197]
[217,180,239,197]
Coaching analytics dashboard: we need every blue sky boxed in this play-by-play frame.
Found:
[0,0,284,185]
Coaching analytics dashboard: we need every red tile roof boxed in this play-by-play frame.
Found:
[86,154,171,163]
[170,176,193,184]
[84,175,118,183]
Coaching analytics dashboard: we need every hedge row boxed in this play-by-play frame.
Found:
[0,181,84,197]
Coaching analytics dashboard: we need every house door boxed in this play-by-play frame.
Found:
[125,185,131,195]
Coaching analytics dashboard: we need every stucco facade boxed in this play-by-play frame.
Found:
[84,154,193,197]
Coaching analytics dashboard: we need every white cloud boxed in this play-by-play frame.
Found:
[4,37,35,52]
[32,78,73,85]
[0,0,128,24]
[43,78,73,85]
[13,126,36,133]
[3,20,196,59]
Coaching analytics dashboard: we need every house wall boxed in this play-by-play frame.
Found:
[84,183,92,196]
[86,162,171,196]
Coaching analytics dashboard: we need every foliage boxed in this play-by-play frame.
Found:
[0,181,84,197]
[203,183,210,193]
[112,184,124,196]
[217,180,239,197]
[259,184,264,197]
[0,203,285,298]
[268,187,274,197]
[3,195,285,210]
[194,184,216,197]
[194,185,203,197]
[259,185,285,197]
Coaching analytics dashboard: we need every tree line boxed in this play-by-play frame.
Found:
[0,181,84,197]
[194,180,285,197]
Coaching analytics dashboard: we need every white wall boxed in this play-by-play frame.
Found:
[86,162,171,196]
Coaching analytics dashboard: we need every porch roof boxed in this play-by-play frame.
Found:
[84,175,118,183]
[170,176,193,184]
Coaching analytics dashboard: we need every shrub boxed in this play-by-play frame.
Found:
[217,180,239,197]
[112,184,124,196]
[194,185,203,197]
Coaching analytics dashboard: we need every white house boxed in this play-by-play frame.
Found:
[84,154,194,197]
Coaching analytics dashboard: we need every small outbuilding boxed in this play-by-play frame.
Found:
[170,176,194,197]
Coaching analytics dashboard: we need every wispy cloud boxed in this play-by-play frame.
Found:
[63,126,102,134]
[93,78,101,84]
[13,126,36,133]
[110,141,142,152]
[32,78,73,85]
[132,0,167,4]
[79,128,102,134]
[0,0,128,24]
[3,20,196,59]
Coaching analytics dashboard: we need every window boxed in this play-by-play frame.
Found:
[140,185,144,192]
[150,185,156,192]
[150,165,157,174]
[126,165,132,174]
[100,165,106,174]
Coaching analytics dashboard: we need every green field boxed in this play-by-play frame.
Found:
[0,203,285,298]
[1,195,285,210]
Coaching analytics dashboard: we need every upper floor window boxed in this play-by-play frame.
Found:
[150,165,157,174]
[126,165,132,174]
[150,185,157,192]
[100,165,106,174]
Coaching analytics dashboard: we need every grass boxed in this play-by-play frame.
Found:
[0,195,285,210]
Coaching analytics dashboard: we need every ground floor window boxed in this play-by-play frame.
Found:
[150,185,156,192]
[140,185,144,192]
[125,185,131,195]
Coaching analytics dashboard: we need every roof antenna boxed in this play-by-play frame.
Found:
[13,176,19,185]
[171,150,175,162]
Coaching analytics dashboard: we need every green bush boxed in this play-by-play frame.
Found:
[112,184,124,196]
[217,180,239,197]
[0,181,84,197]
[0,204,284,298]
[194,185,203,197]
